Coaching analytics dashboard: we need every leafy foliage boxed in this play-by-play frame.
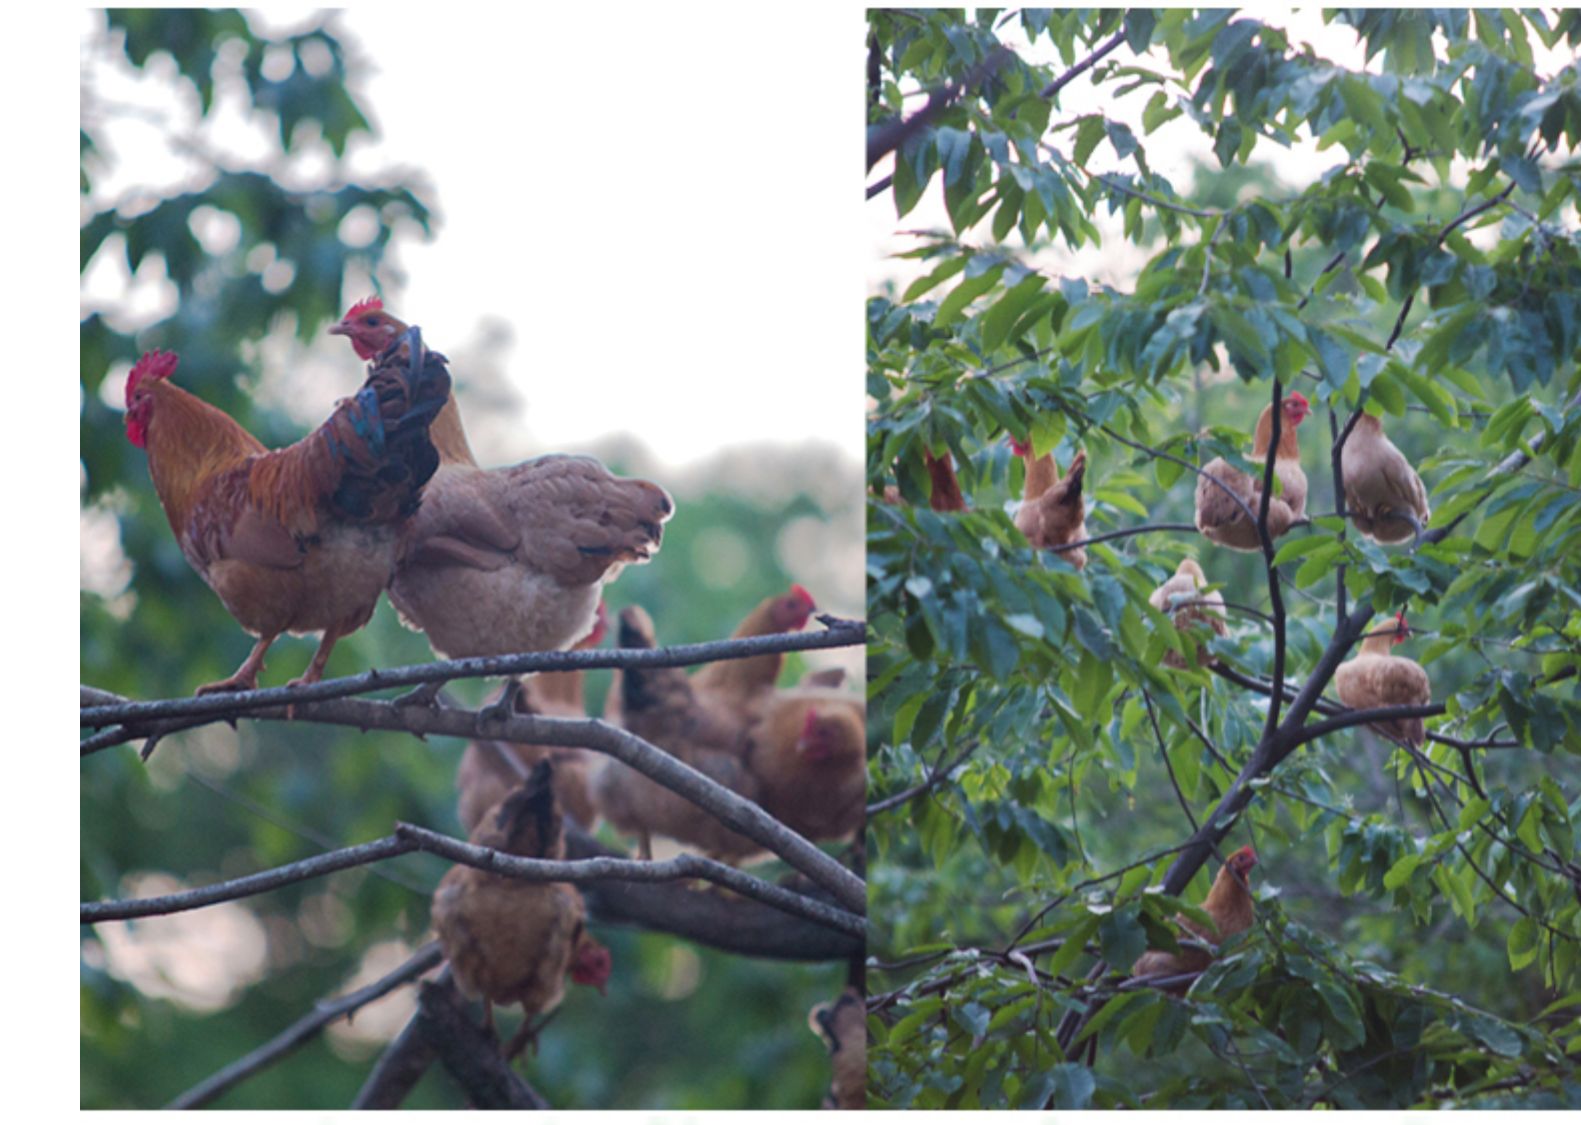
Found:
[80,11,851,1109]
[867,8,1581,1109]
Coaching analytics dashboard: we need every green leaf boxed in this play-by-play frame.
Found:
[1507,916,1539,971]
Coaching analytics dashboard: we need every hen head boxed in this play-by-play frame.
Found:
[1281,391,1311,427]
[771,584,817,631]
[123,349,180,448]
[1226,845,1258,879]
[569,932,612,994]
[328,296,409,360]
[1008,436,1033,457]
[795,706,862,764]
[1392,610,1411,644]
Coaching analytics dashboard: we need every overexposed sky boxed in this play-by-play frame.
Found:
[80,7,866,471]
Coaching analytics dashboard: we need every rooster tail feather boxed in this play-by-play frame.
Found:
[322,347,451,522]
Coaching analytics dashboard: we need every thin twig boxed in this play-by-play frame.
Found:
[79,617,867,735]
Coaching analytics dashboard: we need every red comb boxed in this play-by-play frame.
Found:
[1008,437,1031,457]
[582,603,609,647]
[801,708,820,738]
[790,583,815,610]
[1285,391,1310,409]
[344,295,383,318]
[127,349,179,395]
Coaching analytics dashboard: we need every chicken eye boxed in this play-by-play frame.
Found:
[363,316,379,326]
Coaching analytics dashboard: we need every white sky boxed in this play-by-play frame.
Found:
[79,6,868,472]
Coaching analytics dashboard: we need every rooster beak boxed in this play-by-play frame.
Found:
[327,323,352,336]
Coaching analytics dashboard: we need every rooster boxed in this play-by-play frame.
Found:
[1011,440,1088,568]
[432,761,612,1060]
[1195,393,1310,550]
[1130,845,1258,994]
[690,584,818,727]
[1341,412,1431,544]
[745,691,865,844]
[455,604,609,835]
[123,345,448,693]
[591,606,763,861]
[1333,611,1432,747]
[329,298,674,710]
[1148,558,1227,669]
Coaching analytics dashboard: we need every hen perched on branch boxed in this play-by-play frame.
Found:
[123,343,448,693]
[455,604,609,834]
[1148,558,1227,669]
[746,691,866,845]
[1130,846,1258,994]
[1334,612,1433,747]
[592,606,763,861]
[1195,393,1310,550]
[691,584,818,726]
[1011,439,1088,567]
[330,299,673,710]
[432,761,612,1061]
[1341,412,1431,544]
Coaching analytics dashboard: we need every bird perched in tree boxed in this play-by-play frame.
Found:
[1195,393,1311,550]
[1148,558,1227,669]
[745,691,865,844]
[1011,440,1088,567]
[743,695,866,846]
[1334,611,1432,747]
[432,761,612,1060]
[455,604,609,835]
[690,584,818,727]
[1341,412,1431,544]
[923,449,967,511]
[329,298,673,712]
[123,345,448,693]
[591,606,763,861]
[1130,846,1259,994]
[809,988,866,1110]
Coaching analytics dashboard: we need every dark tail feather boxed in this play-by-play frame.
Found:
[325,330,451,521]
[493,760,561,858]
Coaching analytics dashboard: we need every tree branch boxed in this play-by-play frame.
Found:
[165,942,443,1110]
[83,690,865,915]
[394,822,864,938]
[79,617,867,736]
[415,977,547,1109]
[867,45,1014,170]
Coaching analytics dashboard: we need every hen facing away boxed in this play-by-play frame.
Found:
[1148,557,1227,669]
[1011,440,1088,567]
[329,299,673,698]
[455,604,609,835]
[1333,612,1432,748]
[432,761,611,1060]
[1131,846,1258,994]
[1195,392,1311,551]
[591,606,764,862]
[124,344,448,693]
[1342,412,1431,544]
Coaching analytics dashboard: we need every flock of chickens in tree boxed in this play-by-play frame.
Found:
[894,387,1436,985]
[121,297,866,1105]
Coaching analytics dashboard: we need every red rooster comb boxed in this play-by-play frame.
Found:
[345,295,383,318]
[126,349,179,396]
[1393,610,1410,643]
[1008,436,1032,457]
[790,583,816,611]
[582,602,609,648]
